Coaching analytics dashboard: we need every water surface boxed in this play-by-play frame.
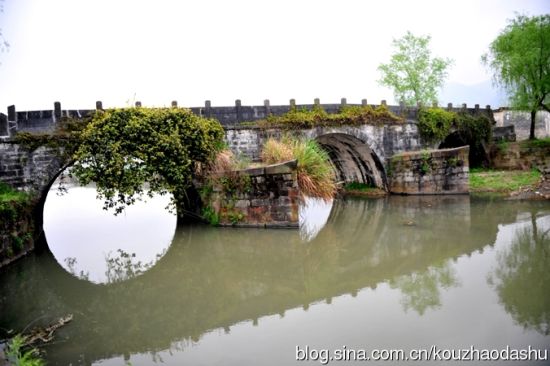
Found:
[0,191,549,365]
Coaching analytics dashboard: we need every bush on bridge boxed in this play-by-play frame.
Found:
[418,107,492,146]
[70,107,225,215]
[252,104,402,129]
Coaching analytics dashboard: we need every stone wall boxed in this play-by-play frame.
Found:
[225,122,422,165]
[490,141,550,171]
[0,141,65,193]
[389,146,469,195]
[207,160,299,228]
[494,109,550,141]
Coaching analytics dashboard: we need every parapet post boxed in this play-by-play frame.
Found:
[205,100,211,118]
[340,98,347,107]
[361,99,368,106]
[314,98,320,108]
[96,101,103,111]
[171,100,178,108]
[474,104,480,114]
[7,105,16,137]
[462,103,467,110]
[290,99,296,111]
[381,100,387,106]
[7,105,16,123]
[447,103,453,111]
[264,99,271,116]
[54,101,61,122]
[135,101,142,107]
[235,99,242,123]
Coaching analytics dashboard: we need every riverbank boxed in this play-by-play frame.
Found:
[469,168,550,200]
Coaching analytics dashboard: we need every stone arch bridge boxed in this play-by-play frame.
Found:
[0,99,491,199]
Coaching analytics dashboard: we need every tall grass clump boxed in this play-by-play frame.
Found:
[261,137,336,201]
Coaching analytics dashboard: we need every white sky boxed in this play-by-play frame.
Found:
[0,0,548,112]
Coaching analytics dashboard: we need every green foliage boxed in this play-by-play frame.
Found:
[482,14,550,139]
[419,150,431,174]
[253,104,402,128]
[417,107,455,141]
[70,107,225,214]
[5,334,45,366]
[201,205,220,226]
[469,168,541,192]
[417,108,492,150]
[378,31,453,106]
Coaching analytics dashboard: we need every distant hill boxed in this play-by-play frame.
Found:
[439,80,508,109]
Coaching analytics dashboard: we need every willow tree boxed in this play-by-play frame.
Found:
[483,14,550,140]
[378,31,453,107]
[71,107,225,216]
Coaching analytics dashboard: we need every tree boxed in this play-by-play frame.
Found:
[483,14,550,140]
[378,31,453,107]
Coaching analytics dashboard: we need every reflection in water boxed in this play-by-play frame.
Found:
[299,197,333,241]
[105,248,167,284]
[0,196,549,365]
[488,213,550,336]
[390,262,460,315]
[43,181,177,284]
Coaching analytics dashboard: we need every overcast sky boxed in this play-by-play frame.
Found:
[0,0,548,112]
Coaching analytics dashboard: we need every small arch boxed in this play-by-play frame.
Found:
[439,132,488,167]
[315,133,387,190]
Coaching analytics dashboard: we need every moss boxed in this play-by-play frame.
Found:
[247,104,403,129]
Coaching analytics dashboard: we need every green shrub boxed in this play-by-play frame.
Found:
[71,107,225,215]
[417,107,455,142]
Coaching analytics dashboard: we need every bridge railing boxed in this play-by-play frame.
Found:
[0,99,493,136]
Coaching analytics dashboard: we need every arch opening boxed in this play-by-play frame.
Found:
[439,132,488,168]
[40,165,177,284]
[315,133,387,190]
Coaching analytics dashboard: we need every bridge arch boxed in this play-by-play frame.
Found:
[314,133,387,190]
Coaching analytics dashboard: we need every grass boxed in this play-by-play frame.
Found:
[469,168,541,192]
[342,182,386,196]
[0,182,28,203]
[261,137,336,200]
[520,137,550,149]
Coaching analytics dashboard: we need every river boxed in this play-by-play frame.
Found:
[0,183,549,365]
